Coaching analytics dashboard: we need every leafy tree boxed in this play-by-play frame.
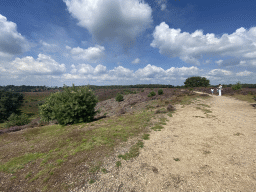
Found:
[158,89,163,95]
[116,94,124,102]
[39,84,98,125]
[0,91,24,122]
[232,81,242,90]
[184,76,210,88]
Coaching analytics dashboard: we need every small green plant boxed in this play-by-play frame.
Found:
[116,161,121,167]
[25,172,32,179]
[142,134,150,140]
[173,158,180,161]
[158,89,163,95]
[148,91,156,97]
[141,89,144,92]
[89,179,95,184]
[115,93,124,102]
[101,168,108,174]
[232,81,242,90]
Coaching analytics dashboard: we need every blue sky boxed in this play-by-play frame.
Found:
[0,0,256,87]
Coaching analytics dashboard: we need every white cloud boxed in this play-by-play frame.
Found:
[0,14,30,58]
[135,64,165,78]
[109,66,134,78]
[208,69,232,76]
[40,40,57,48]
[94,64,107,74]
[68,45,105,62]
[161,4,166,11]
[166,66,201,76]
[63,0,153,49]
[151,22,256,66]
[236,70,253,76]
[132,58,140,64]
[10,54,66,75]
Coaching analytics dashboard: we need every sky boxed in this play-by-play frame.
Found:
[0,0,256,87]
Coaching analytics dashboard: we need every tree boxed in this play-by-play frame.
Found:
[39,84,98,125]
[0,91,24,122]
[232,81,242,90]
[184,76,210,88]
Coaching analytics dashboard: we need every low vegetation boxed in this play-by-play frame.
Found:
[0,84,256,191]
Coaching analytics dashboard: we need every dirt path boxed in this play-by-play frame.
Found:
[75,92,256,192]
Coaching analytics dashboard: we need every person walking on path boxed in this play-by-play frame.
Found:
[211,88,214,95]
[218,84,222,96]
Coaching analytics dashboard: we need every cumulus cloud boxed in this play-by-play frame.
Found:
[132,58,140,64]
[236,70,253,76]
[9,54,66,75]
[208,69,232,76]
[151,22,256,66]
[62,64,202,84]
[63,0,153,49]
[0,14,30,57]
[166,66,201,76]
[135,64,165,78]
[67,45,105,62]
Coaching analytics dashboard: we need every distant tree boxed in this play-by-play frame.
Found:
[232,81,242,90]
[39,84,98,125]
[0,91,24,122]
[184,76,210,88]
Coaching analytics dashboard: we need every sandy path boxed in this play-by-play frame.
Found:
[77,92,256,192]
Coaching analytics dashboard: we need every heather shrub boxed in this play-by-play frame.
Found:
[116,93,124,102]
[167,104,175,112]
[4,113,30,128]
[148,91,156,97]
[158,89,163,95]
[39,84,98,126]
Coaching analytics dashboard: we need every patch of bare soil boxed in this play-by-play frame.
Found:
[75,91,256,191]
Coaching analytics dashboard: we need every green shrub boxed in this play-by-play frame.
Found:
[158,89,163,95]
[39,84,98,126]
[141,89,144,92]
[5,113,30,128]
[115,94,124,102]
[148,91,156,97]
[232,82,242,90]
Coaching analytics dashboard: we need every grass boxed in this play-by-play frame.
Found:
[0,110,154,191]
[118,140,144,160]
[228,93,256,103]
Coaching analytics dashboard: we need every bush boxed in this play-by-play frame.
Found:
[39,84,98,126]
[116,94,124,102]
[141,89,144,92]
[232,82,242,90]
[148,91,156,97]
[158,89,163,95]
[5,113,30,128]
[184,76,210,88]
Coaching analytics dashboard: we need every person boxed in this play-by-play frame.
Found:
[218,84,222,96]
[211,88,214,95]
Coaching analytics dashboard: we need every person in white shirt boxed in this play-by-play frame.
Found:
[211,88,214,95]
[218,84,222,96]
